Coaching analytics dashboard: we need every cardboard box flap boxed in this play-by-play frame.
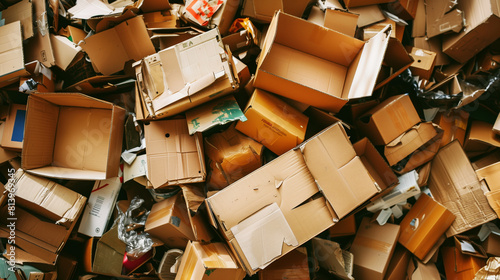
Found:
[324,9,359,37]
[426,0,464,38]
[312,237,354,279]
[375,37,414,91]
[428,141,498,237]
[0,21,25,81]
[231,203,299,270]
[253,0,282,22]
[300,123,380,219]
[93,226,126,275]
[31,92,115,109]
[350,5,385,28]
[466,121,500,153]
[1,0,34,40]
[344,24,391,99]
[25,0,55,68]
[50,34,82,71]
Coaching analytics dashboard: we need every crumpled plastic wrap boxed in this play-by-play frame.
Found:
[115,196,153,257]
[474,257,500,280]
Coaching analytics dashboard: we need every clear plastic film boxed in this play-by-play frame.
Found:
[115,196,153,257]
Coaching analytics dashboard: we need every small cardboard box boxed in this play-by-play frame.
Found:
[413,36,451,66]
[425,0,464,39]
[134,28,239,120]
[350,217,400,280]
[428,141,497,237]
[442,246,487,280]
[1,104,26,151]
[254,11,391,113]
[204,125,264,190]
[175,241,246,280]
[384,245,411,280]
[235,89,309,155]
[384,0,419,20]
[398,194,455,260]
[81,16,155,75]
[207,123,394,275]
[464,120,500,158]
[144,118,206,188]
[312,238,354,280]
[442,0,500,63]
[22,93,125,180]
[406,47,437,80]
[356,94,421,146]
[258,247,310,280]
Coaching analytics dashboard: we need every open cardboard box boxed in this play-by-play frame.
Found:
[22,93,125,180]
[206,122,396,275]
[254,11,391,113]
[241,0,312,23]
[0,21,30,88]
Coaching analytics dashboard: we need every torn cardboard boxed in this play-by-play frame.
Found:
[425,0,464,38]
[312,238,354,280]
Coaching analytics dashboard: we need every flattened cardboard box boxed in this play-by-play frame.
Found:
[175,241,246,280]
[428,141,497,237]
[207,122,395,275]
[254,11,391,113]
[235,89,309,155]
[144,118,206,189]
[22,93,125,180]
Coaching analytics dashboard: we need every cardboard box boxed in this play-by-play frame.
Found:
[442,246,487,280]
[64,75,134,95]
[464,120,500,158]
[384,122,443,174]
[143,10,179,29]
[186,96,247,135]
[24,0,56,68]
[19,61,56,93]
[398,193,455,260]
[50,34,83,71]
[0,0,34,40]
[144,118,206,188]
[22,93,125,180]
[134,28,239,120]
[254,11,391,113]
[384,245,411,280]
[0,123,20,164]
[350,217,400,280]
[363,19,397,41]
[175,241,246,280]
[428,141,498,237]
[367,170,420,213]
[442,0,500,63]
[235,89,309,155]
[425,0,464,39]
[494,112,500,135]
[258,247,310,279]
[454,235,488,259]
[58,25,87,44]
[206,0,241,36]
[356,94,421,146]
[474,150,500,190]
[241,0,312,23]
[433,110,469,148]
[0,21,30,88]
[206,123,393,275]
[204,125,264,190]
[406,47,437,80]
[78,177,122,237]
[312,238,354,280]
[81,16,155,75]
[407,258,440,280]
[343,0,394,8]
[324,9,359,37]
[414,36,451,66]
[349,5,385,28]
[1,104,26,151]
[383,0,419,20]
[329,214,356,238]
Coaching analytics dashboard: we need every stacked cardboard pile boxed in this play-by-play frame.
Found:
[0,0,500,279]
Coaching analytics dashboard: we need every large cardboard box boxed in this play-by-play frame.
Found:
[254,11,391,113]
[175,241,246,280]
[442,246,487,280]
[134,28,239,120]
[350,217,400,280]
[1,104,26,151]
[22,93,125,180]
[428,141,498,237]
[206,123,395,275]
[81,16,155,75]
[442,0,500,63]
[235,89,309,155]
[398,194,455,260]
[144,119,206,189]
[356,94,421,146]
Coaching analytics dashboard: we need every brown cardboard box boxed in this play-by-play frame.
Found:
[81,16,155,75]
[428,141,497,237]
[206,123,393,275]
[481,232,500,256]
[356,94,421,146]
[20,61,56,93]
[142,10,178,29]
[0,123,20,164]
[144,118,206,189]
[241,0,312,23]
[494,112,500,135]
[258,247,310,280]
[442,246,487,280]
[384,122,443,174]
[207,0,241,36]
[343,0,393,8]
[175,241,246,280]
[329,214,356,238]
[374,38,414,91]
[398,194,455,260]
[384,0,419,20]
[1,104,26,151]
[350,217,400,280]
[349,5,385,28]
[312,238,354,280]
[0,0,34,40]
[0,21,30,88]
[22,93,125,180]
[24,0,56,68]
[474,150,500,190]
[454,235,488,258]
[363,19,396,41]
[235,89,309,155]
[411,0,425,37]
[204,125,264,190]
[464,120,500,158]
[443,0,500,63]
[254,11,391,113]
[433,110,469,148]
[406,47,437,80]
[425,0,464,39]
[384,245,411,280]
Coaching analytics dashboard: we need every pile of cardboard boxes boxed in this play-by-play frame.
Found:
[1,0,500,279]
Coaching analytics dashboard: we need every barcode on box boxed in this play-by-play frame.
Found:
[90,195,105,217]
